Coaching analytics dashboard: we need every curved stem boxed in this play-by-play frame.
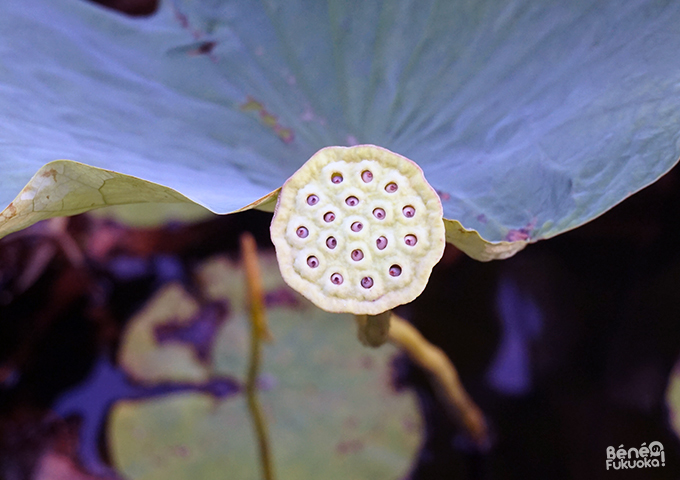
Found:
[241,233,275,480]
[387,314,489,447]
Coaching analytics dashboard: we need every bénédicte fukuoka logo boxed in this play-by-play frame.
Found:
[606,442,665,470]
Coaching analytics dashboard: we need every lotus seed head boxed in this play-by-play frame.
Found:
[270,145,445,315]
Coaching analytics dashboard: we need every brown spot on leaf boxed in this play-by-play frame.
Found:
[88,0,159,16]
[260,110,278,127]
[188,41,217,56]
[41,169,58,182]
[505,229,531,242]
[240,96,264,112]
[240,96,295,144]
[4,202,17,219]
[275,126,294,144]
[504,218,537,242]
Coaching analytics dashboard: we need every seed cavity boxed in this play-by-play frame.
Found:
[361,277,374,289]
[331,273,343,285]
[345,196,359,206]
[351,222,363,232]
[385,182,398,193]
[372,208,385,220]
[389,265,402,277]
[402,205,415,218]
[323,212,336,223]
[306,194,319,206]
[307,256,319,268]
[351,249,364,261]
[326,236,337,249]
[361,170,373,183]
[404,234,417,246]
[296,226,309,238]
[331,173,343,184]
[376,236,388,250]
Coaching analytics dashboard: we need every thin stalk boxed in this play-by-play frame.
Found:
[354,311,391,347]
[387,313,489,447]
[240,233,275,480]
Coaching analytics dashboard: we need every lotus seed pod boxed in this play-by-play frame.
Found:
[270,145,446,315]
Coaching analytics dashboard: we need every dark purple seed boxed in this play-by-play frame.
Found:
[351,249,364,261]
[307,256,319,268]
[351,222,363,232]
[389,265,402,277]
[306,194,319,205]
[361,170,373,183]
[326,236,337,249]
[376,236,388,250]
[404,234,417,246]
[296,226,308,238]
[345,196,359,206]
[324,212,335,222]
[331,173,343,184]
[361,277,374,289]
[385,182,398,193]
[331,273,343,285]
[402,205,415,218]
[372,208,385,220]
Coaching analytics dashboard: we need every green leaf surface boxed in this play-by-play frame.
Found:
[110,253,421,480]
[2,0,679,256]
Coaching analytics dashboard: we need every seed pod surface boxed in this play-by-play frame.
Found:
[271,145,445,314]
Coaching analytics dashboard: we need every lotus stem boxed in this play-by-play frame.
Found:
[240,233,275,480]
[354,312,392,347]
[387,314,489,447]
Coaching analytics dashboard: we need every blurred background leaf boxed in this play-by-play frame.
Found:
[109,253,421,480]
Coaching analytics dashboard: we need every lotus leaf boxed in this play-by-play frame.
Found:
[1,0,680,261]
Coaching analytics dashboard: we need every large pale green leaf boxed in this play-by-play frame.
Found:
[1,0,679,259]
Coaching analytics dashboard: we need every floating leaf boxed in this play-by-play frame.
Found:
[109,253,421,479]
[2,0,679,259]
[118,283,213,385]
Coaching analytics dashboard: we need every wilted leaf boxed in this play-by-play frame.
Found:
[109,253,421,479]
[2,0,679,259]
